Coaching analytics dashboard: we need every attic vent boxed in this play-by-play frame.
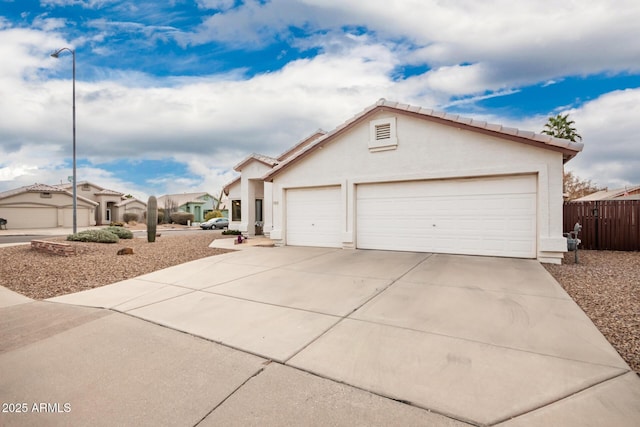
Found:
[40,192,52,198]
[82,184,90,191]
[375,123,391,140]
[369,117,398,152]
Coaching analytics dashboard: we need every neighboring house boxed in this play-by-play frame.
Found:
[225,99,584,264]
[57,181,147,225]
[157,192,218,223]
[0,183,98,229]
[573,185,640,201]
[113,197,148,222]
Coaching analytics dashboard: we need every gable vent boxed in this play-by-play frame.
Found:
[375,123,391,140]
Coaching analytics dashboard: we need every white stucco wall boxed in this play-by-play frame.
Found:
[229,160,273,234]
[268,110,567,263]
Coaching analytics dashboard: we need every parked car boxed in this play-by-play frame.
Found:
[200,217,229,230]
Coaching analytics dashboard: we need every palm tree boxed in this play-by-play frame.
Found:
[542,113,582,142]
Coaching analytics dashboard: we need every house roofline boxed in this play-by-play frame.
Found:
[263,99,584,181]
[233,153,279,172]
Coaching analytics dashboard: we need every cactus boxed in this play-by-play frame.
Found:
[147,195,157,242]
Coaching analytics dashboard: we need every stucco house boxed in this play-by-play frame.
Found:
[225,99,583,264]
[0,181,147,229]
[0,183,98,229]
[157,192,218,223]
[56,181,147,225]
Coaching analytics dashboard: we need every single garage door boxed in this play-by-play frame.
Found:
[62,206,92,228]
[356,175,537,258]
[286,186,341,248]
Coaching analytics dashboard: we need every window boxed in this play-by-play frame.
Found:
[232,200,242,221]
[255,199,263,222]
[369,117,398,151]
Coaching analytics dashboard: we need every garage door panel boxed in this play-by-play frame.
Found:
[286,187,341,248]
[1,207,57,229]
[357,176,537,258]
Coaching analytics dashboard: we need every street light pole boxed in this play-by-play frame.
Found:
[51,47,77,234]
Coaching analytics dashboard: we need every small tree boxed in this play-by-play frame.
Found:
[204,210,223,221]
[542,113,582,142]
[163,198,178,224]
[564,171,602,200]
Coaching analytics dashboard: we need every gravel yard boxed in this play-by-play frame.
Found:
[1,233,637,372]
[544,250,640,372]
[0,231,232,300]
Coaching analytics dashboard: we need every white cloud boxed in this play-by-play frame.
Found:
[566,88,640,188]
[491,89,640,189]
[40,0,116,8]
[1,2,639,196]
[178,0,640,94]
[0,25,410,195]
[196,0,236,11]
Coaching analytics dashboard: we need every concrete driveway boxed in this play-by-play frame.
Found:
[2,246,639,426]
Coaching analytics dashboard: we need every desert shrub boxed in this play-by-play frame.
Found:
[105,226,133,239]
[67,229,119,243]
[204,210,223,221]
[110,221,125,227]
[157,209,165,223]
[170,212,195,225]
[222,229,242,235]
[123,213,139,223]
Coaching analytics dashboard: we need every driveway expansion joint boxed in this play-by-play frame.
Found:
[487,369,633,426]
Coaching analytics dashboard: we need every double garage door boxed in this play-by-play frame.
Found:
[286,175,537,258]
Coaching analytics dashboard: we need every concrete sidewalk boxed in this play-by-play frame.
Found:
[2,247,639,426]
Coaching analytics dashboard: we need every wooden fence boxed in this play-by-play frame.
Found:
[563,200,640,251]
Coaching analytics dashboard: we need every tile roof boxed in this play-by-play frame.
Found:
[115,197,147,207]
[56,181,124,196]
[574,185,640,201]
[0,183,98,205]
[0,183,67,199]
[263,99,585,181]
[233,153,279,172]
[95,189,124,196]
[276,130,327,161]
[157,192,215,208]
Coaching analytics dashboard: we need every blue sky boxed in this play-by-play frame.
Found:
[1,0,639,200]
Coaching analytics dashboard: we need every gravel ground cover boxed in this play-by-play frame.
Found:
[0,231,232,300]
[544,250,639,372]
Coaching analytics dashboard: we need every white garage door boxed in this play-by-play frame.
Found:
[286,186,341,248]
[62,207,92,228]
[356,175,537,258]
[0,207,57,229]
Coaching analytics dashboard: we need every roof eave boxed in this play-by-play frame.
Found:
[264,103,584,180]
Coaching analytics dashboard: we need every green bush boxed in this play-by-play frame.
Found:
[105,226,133,239]
[123,213,139,223]
[204,210,223,221]
[157,209,165,224]
[222,229,242,235]
[170,212,195,225]
[67,229,119,243]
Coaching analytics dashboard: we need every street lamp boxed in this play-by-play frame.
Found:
[51,47,77,234]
